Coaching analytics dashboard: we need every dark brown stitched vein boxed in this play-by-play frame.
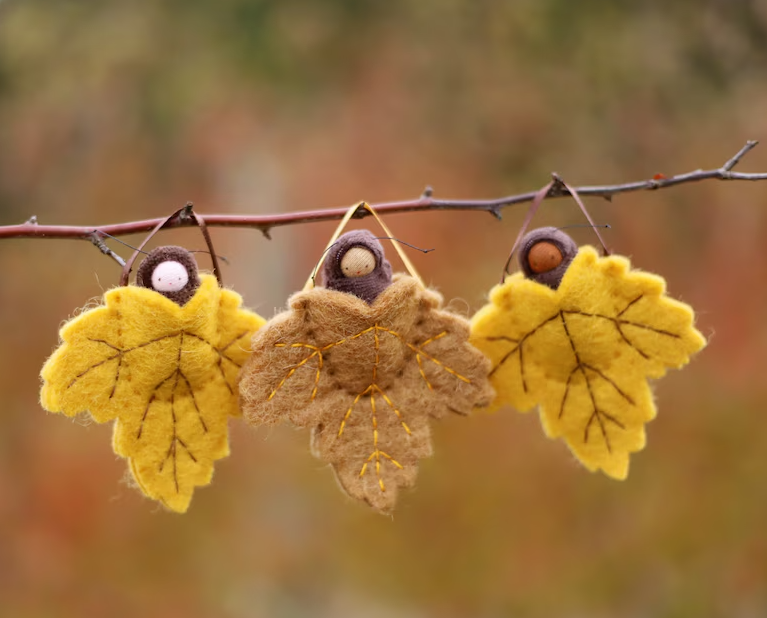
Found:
[489,312,560,378]
[613,321,650,359]
[109,354,123,399]
[559,367,579,419]
[562,310,680,339]
[617,294,644,317]
[88,338,122,352]
[220,330,251,352]
[67,353,121,389]
[179,371,207,432]
[136,371,176,439]
[581,363,634,405]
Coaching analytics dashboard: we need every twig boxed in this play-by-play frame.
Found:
[1,141,765,243]
[89,231,126,267]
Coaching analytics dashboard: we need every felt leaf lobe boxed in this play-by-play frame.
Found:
[240,275,494,512]
[471,247,706,478]
[40,274,265,512]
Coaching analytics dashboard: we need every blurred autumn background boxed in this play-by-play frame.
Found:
[1,1,767,616]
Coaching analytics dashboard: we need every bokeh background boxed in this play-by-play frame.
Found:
[1,1,767,616]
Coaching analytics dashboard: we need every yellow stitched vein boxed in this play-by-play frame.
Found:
[375,326,471,383]
[420,331,448,346]
[416,355,433,391]
[338,385,372,436]
[268,350,319,400]
[374,385,412,434]
[270,323,469,497]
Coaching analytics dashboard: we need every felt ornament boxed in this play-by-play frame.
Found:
[239,203,494,512]
[470,226,706,479]
[40,210,265,512]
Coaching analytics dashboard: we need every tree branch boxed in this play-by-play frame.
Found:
[2,141,765,243]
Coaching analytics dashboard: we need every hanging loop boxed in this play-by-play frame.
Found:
[304,202,424,292]
[119,203,222,287]
[501,181,554,284]
[501,174,611,283]
[553,174,610,257]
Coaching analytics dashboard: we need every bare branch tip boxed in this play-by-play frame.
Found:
[723,141,759,172]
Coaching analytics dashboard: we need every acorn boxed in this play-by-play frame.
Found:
[321,230,393,304]
[518,227,578,290]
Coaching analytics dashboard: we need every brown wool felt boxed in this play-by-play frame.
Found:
[136,246,201,305]
[519,227,578,290]
[321,230,393,304]
[239,275,494,512]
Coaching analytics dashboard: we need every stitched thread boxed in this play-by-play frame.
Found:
[269,324,464,494]
[484,296,682,451]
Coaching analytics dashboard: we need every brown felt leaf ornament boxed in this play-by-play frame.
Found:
[40,245,265,512]
[471,227,706,479]
[239,204,494,512]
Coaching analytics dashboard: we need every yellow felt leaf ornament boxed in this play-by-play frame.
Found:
[239,203,494,512]
[40,211,264,512]
[471,225,706,479]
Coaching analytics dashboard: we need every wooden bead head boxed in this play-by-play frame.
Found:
[136,246,201,305]
[518,227,578,290]
[321,230,393,304]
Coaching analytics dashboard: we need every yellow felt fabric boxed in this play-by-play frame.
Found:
[470,247,706,479]
[40,274,265,512]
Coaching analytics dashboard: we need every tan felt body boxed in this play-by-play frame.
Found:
[239,276,494,512]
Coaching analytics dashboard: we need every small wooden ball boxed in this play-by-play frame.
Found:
[136,246,201,305]
[340,247,376,278]
[151,260,189,293]
[527,241,563,274]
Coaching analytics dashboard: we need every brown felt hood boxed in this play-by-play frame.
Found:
[321,230,393,304]
[136,245,201,305]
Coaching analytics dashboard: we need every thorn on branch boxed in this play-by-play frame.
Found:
[351,203,369,220]
[177,202,195,223]
[421,186,434,199]
[549,173,568,197]
[25,215,38,225]
[489,207,503,221]
[260,227,272,240]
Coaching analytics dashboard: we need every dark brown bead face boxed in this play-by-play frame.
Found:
[136,246,201,305]
[321,230,393,304]
[518,227,578,290]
